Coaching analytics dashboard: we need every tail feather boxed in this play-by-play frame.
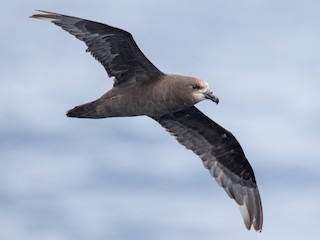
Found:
[66,100,105,119]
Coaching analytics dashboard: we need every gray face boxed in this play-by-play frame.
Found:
[187,79,219,104]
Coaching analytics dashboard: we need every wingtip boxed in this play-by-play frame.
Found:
[65,110,73,118]
[29,10,58,22]
[239,204,252,230]
[29,10,43,18]
[239,203,263,232]
[29,10,38,19]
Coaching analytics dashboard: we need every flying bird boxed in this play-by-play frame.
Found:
[31,10,263,231]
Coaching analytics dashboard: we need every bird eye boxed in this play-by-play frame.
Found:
[192,84,201,89]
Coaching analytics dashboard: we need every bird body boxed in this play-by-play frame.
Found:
[67,74,213,118]
[31,10,263,231]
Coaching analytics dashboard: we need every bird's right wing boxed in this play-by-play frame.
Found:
[30,10,164,86]
[152,106,263,231]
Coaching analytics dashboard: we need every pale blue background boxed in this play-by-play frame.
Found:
[1,1,320,239]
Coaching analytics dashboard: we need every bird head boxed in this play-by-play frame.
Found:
[188,78,219,105]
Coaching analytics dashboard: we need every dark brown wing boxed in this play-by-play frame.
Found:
[152,106,263,231]
[30,10,164,86]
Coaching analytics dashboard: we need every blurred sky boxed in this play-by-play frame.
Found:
[1,0,320,239]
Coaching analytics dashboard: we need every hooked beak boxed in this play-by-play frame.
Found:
[204,90,219,104]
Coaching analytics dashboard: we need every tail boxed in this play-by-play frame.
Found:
[66,100,106,119]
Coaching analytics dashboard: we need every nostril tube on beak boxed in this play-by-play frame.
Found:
[204,90,219,104]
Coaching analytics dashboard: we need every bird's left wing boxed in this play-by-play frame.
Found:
[30,10,163,86]
[152,106,263,231]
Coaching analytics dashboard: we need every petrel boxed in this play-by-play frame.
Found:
[31,10,263,231]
